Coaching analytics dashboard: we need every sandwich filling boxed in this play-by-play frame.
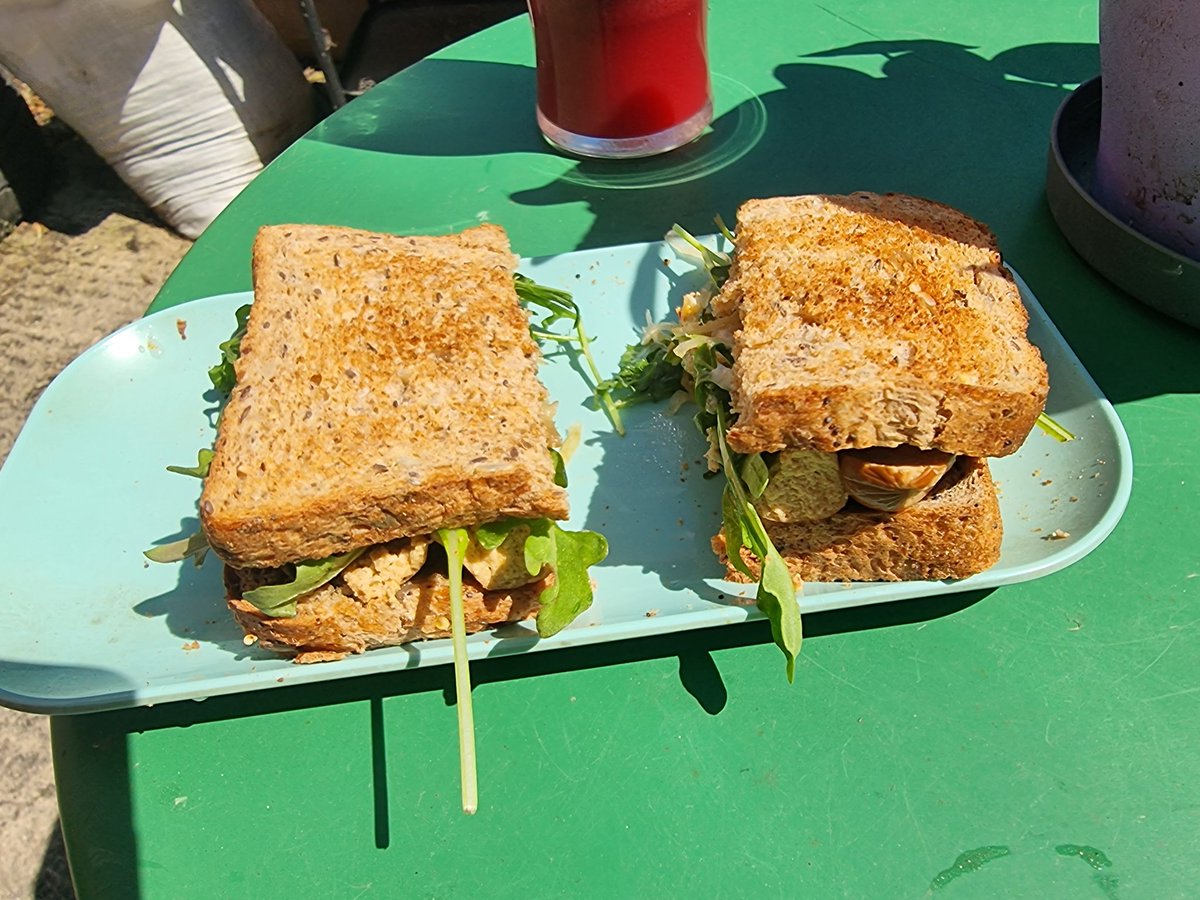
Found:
[229,520,548,617]
[756,445,958,522]
[659,277,971,525]
[225,503,606,634]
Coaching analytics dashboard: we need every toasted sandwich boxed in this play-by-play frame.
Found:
[198,223,605,662]
[709,192,1049,582]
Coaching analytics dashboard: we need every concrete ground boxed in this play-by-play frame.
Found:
[0,112,191,899]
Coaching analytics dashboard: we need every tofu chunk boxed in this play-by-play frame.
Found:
[464,524,547,590]
[755,449,848,522]
[342,535,431,602]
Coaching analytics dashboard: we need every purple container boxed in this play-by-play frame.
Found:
[1093,0,1200,262]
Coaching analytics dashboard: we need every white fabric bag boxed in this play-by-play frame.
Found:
[0,0,314,237]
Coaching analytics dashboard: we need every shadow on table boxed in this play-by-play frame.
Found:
[510,39,1199,406]
[474,587,995,716]
[104,587,992,735]
[52,579,989,866]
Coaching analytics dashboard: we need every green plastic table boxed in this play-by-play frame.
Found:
[51,2,1200,896]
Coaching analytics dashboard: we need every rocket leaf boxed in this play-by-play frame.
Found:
[522,519,609,638]
[241,548,366,617]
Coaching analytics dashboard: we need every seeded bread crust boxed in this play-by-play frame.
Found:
[713,456,1002,582]
[200,224,568,569]
[723,193,1049,457]
[226,566,544,662]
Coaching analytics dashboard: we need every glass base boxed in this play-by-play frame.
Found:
[537,99,714,159]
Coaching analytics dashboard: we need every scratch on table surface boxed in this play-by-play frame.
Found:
[682,731,702,769]
[731,844,785,897]
[533,724,575,781]
[965,728,1088,792]
[814,4,884,41]
[960,614,1102,650]
[907,652,930,684]
[1026,782,1060,812]
[1110,804,1127,856]
[1146,722,1166,778]
[1112,632,1179,684]
[646,796,693,858]
[824,778,837,854]
[805,655,868,694]
[1080,617,1199,656]
[1141,684,1200,703]
[903,782,933,869]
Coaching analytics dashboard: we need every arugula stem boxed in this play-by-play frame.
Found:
[672,224,712,259]
[1036,411,1074,442]
[437,528,478,815]
[513,274,623,435]
[715,214,737,245]
[574,321,624,435]
[714,401,802,680]
[714,404,751,510]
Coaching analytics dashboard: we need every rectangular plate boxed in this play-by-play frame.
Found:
[0,239,1132,714]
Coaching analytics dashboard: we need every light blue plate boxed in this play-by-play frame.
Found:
[0,240,1132,714]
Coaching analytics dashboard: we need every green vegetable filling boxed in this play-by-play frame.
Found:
[600,223,805,680]
[514,273,623,434]
[229,516,606,635]
[240,549,366,617]
[207,303,250,395]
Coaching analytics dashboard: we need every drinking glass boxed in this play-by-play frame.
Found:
[527,0,713,158]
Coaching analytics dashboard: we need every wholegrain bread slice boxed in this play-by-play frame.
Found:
[713,456,1002,582]
[723,193,1049,457]
[200,223,568,569]
[226,564,545,662]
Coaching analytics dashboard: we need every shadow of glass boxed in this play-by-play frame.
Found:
[504,39,1198,403]
[509,42,1094,246]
